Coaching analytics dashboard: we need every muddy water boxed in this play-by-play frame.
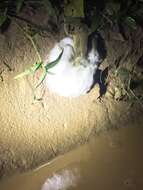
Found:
[0,125,143,190]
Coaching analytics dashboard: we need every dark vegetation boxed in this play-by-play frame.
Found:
[0,0,142,34]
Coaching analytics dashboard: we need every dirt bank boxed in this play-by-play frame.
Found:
[0,20,143,180]
[1,124,143,190]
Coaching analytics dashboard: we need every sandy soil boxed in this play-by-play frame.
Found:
[0,21,143,179]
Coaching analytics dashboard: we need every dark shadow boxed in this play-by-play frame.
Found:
[130,79,143,90]
[84,0,106,28]
[90,67,109,98]
[0,18,11,33]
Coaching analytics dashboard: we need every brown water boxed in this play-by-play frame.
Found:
[0,125,143,190]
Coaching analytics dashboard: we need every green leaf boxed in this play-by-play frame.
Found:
[15,49,63,88]
[124,17,137,30]
[45,49,63,71]
[35,68,47,88]
[30,62,43,73]
[36,49,63,88]
[0,15,7,27]
[16,0,25,13]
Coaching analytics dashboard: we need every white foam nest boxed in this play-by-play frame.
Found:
[41,169,79,190]
[45,37,100,97]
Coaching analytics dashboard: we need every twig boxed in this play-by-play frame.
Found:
[129,89,143,108]
[3,61,12,71]
[0,70,4,82]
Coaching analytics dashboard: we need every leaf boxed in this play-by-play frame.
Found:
[35,68,47,88]
[124,16,137,30]
[14,62,42,79]
[36,49,63,88]
[30,62,43,73]
[45,49,63,71]
[16,0,25,13]
[0,15,7,27]
[15,49,63,88]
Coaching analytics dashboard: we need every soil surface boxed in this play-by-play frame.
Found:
[0,15,143,180]
[0,123,143,190]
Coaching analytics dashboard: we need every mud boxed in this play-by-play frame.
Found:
[0,125,143,190]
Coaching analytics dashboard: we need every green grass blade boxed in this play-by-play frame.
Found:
[45,49,63,71]
[0,15,7,27]
[14,69,31,79]
[125,16,137,30]
[30,62,43,73]
[35,50,63,88]
[14,62,42,79]
[35,68,47,88]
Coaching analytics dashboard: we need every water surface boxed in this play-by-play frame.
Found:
[0,125,143,190]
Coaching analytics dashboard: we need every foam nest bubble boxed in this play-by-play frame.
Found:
[41,169,80,190]
[45,37,100,97]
